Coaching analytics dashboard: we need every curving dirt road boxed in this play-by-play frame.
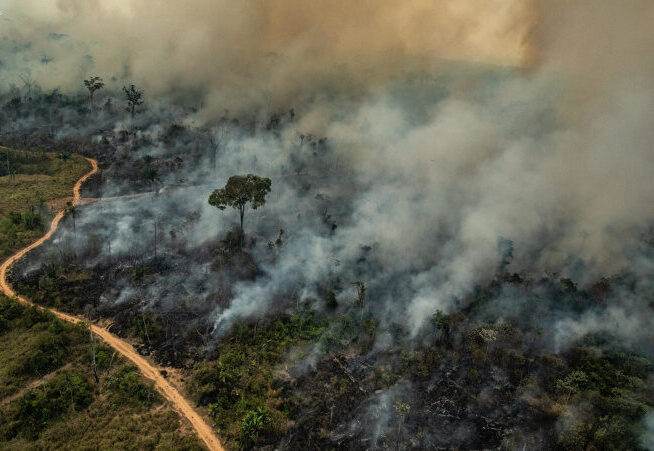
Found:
[0,156,224,451]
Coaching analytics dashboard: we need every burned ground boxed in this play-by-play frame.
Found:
[2,57,653,449]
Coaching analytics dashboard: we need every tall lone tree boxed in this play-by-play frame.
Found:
[66,202,77,232]
[83,76,104,109]
[19,73,35,102]
[208,174,271,248]
[123,84,144,117]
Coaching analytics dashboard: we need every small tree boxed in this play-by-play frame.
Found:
[393,400,411,449]
[351,281,366,320]
[83,76,104,109]
[496,236,514,274]
[431,310,449,340]
[123,84,144,117]
[208,174,271,248]
[19,73,35,102]
[325,289,338,310]
[5,96,22,118]
[66,202,78,232]
[352,281,366,308]
[84,305,99,384]
[142,166,158,184]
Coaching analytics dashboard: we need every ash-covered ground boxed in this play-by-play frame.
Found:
[2,0,654,448]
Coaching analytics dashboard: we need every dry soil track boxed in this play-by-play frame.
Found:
[0,155,224,451]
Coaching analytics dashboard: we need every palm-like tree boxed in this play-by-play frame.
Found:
[66,202,78,232]
[84,76,105,110]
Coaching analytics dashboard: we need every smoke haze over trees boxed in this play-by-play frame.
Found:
[1,0,653,448]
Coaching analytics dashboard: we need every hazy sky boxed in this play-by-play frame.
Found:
[0,0,533,111]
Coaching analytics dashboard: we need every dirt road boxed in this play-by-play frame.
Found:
[0,156,224,451]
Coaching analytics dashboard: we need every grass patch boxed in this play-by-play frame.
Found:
[0,146,90,261]
[0,296,203,449]
[0,296,85,399]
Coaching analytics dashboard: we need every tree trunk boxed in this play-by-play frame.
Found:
[239,206,245,248]
[88,319,99,384]
[66,373,76,413]
[142,312,151,345]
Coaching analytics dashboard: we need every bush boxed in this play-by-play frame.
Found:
[130,311,164,344]
[325,290,338,309]
[191,358,242,409]
[22,211,43,231]
[7,212,22,225]
[105,365,158,409]
[8,370,92,439]
[239,407,270,446]
[211,249,258,280]
[94,344,114,370]
[9,319,82,377]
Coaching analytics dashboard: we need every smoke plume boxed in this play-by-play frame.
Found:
[1,0,531,112]
[3,0,653,334]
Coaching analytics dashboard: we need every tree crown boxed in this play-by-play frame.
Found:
[84,76,104,93]
[208,174,271,211]
[123,84,144,105]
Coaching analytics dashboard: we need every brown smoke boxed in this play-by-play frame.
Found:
[2,0,532,112]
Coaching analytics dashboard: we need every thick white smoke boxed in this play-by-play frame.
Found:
[3,0,653,345]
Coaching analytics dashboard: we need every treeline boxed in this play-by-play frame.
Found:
[1,75,144,122]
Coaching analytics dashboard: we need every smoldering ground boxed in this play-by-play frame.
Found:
[2,0,654,447]
[16,72,653,344]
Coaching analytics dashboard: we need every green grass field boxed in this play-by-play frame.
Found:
[0,147,91,261]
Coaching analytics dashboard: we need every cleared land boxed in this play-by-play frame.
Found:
[0,148,215,450]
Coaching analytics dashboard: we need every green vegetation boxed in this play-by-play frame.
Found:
[4,369,93,440]
[186,300,653,450]
[123,84,144,117]
[188,311,326,448]
[552,334,652,450]
[0,147,90,260]
[0,296,86,400]
[209,174,272,248]
[0,296,203,450]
